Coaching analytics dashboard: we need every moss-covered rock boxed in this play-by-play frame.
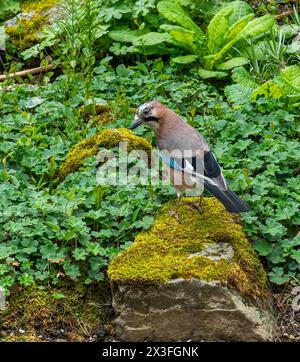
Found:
[108,197,268,302]
[109,198,275,341]
[6,14,48,51]
[79,104,115,127]
[57,128,152,181]
[4,0,60,51]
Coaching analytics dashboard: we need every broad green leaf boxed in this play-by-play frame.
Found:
[171,55,198,64]
[204,15,274,68]
[291,250,300,263]
[108,29,147,43]
[231,66,258,88]
[238,14,275,40]
[198,68,227,79]
[169,29,197,53]
[223,13,255,44]
[216,57,249,70]
[286,41,300,54]
[133,32,172,46]
[207,1,253,53]
[279,65,300,91]
[0,0,20,22]
[254,240,272,256]
[226,1,253,25]
[224,83,254,104]
[252,81,284,100]
[279,24,300,39]
[207,6,233,53]
[157,1,204,38]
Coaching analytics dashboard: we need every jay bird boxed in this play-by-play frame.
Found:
[128,101,250,214]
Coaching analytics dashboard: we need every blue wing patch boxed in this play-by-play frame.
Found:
[159,151,182,171]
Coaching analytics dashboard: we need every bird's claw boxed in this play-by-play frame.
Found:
[187,201,204,213]
[169,209,180,222]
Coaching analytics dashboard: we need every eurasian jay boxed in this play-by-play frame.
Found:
[128,100,250,214]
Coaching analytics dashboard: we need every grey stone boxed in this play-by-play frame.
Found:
[188,242,234,262]
[111,278,275,342]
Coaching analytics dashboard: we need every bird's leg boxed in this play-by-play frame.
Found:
[188,195,204,213]
[169,191,181,221]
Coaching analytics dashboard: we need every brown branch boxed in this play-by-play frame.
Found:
[274,10,293,20]
[0,64,54,82]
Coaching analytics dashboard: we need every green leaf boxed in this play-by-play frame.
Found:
[207,1,253,53]
[226,1,253,25]
[224,83,254,104]
[269,268,289,285]
[238,14,275,40]
[216,57,249,70]
[278,65,300,91]
[162,26,198,53]
[198,68,227,79]
[223,13,255,44]
[45,222,61,232]
[0,0,20,22]
[251,81,284,100]
[171,54,198,64]
[133,32,172,46]
[291,250,300,263]
[254,240,272,256]
[169,31,196,52]
[157,1,203,38]
[108,29,146,43]
[286,41,300,54]
[231,66,258,88]
[51,293,65,300]
[207,6,233,53]
[204,15,274,69]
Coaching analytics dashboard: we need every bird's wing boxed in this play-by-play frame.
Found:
[159,149,210,185]
[159,149,227,189]
[203,150,227,190]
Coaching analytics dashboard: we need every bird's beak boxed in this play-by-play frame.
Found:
[128,115,144,130]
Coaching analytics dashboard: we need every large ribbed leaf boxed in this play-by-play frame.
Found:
[231,67,258,88]
[109,29,147,43]
[171,54,198,64]
[205,14,274,68]
[226,1,253,25]
[216,57,249,70]
[160,24,197,53]
[225,83,255,104]
[223,13,255,44]
[238,14,275,40]
[198,68,227,79]
[160,24,198,52]
[207,1,253,53]
[157,1,204,38]
[251,81,284,100]
[133,32,173,47]
[207,6,233,53]
[278,65,300,91]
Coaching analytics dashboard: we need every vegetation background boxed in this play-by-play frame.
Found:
[0,0,299,341]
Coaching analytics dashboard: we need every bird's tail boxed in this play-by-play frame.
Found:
[204,181,250,213]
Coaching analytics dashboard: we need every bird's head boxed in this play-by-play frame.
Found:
[128,101,165,131]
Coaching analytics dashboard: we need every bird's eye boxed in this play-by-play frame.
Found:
[143,107,150,115]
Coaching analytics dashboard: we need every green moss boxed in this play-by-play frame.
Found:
[79,104,115,126]
[0,282,111,342]
[57,128,152,181]
[21,0,60,13]
[5,0,60,51]
[6,14,49,51]
[108,197,268,302]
